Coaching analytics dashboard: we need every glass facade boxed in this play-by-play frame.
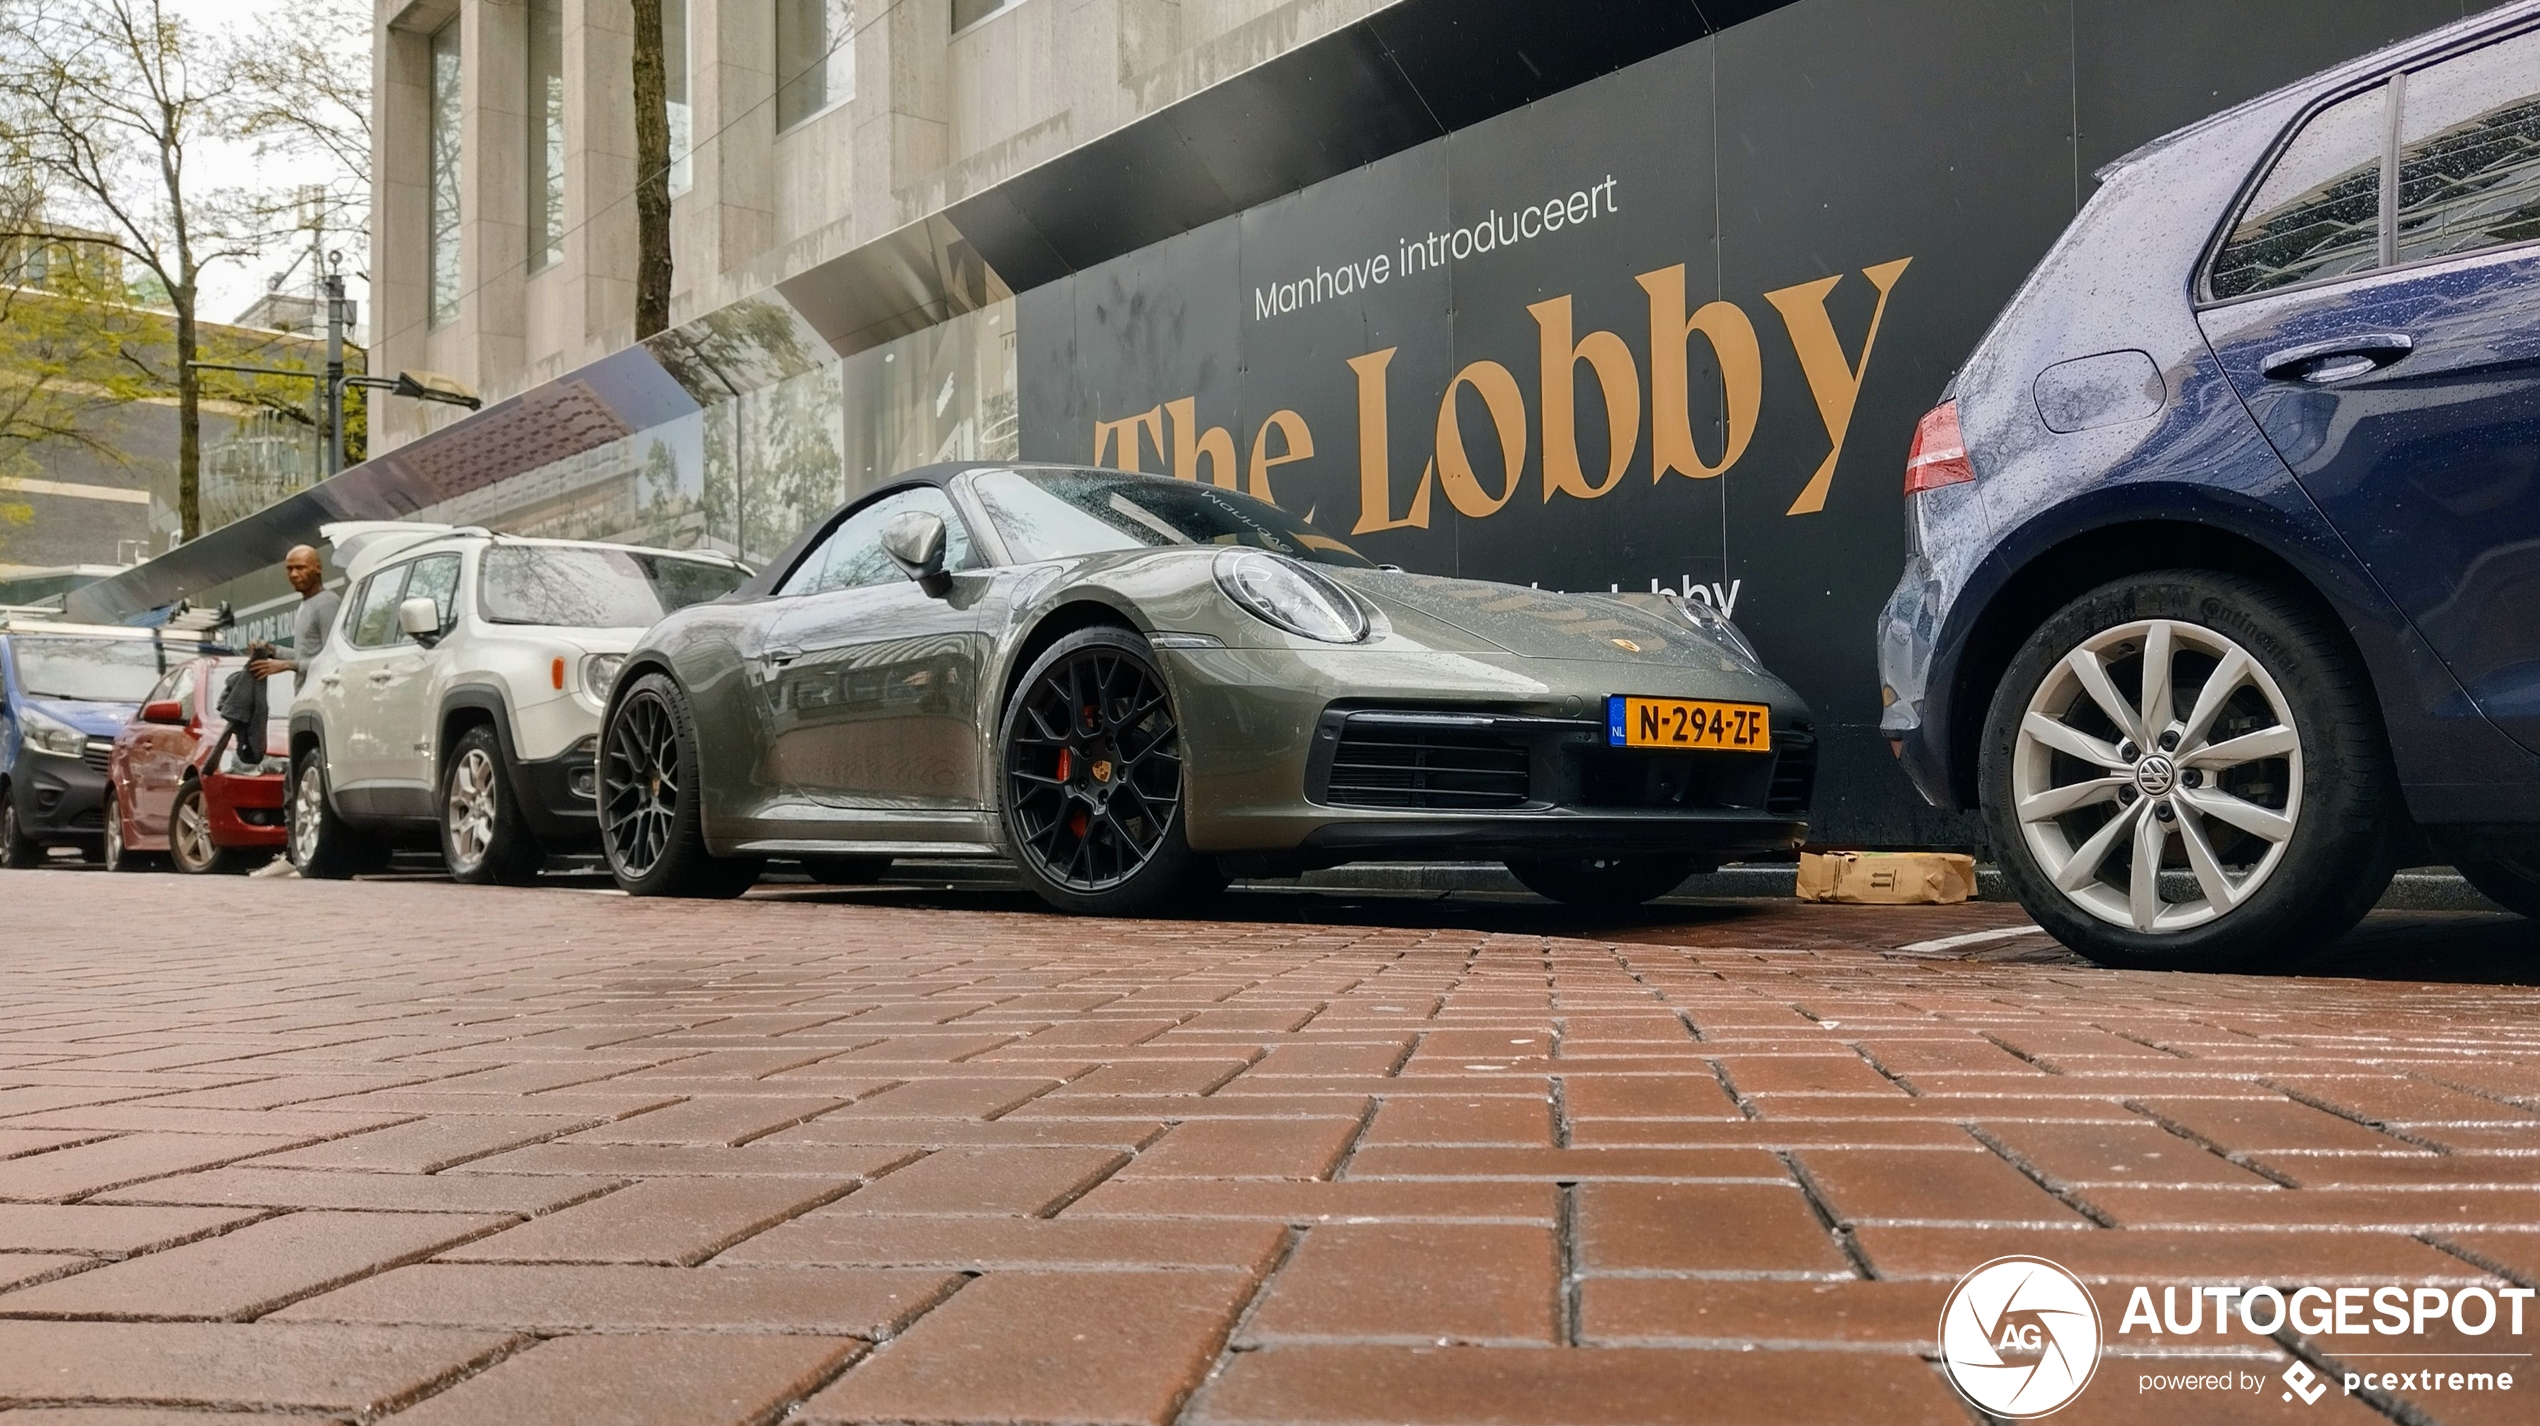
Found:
[528,0,564,272]
[427,21,463,326]
[335,300,1017,586]
[776,0,853,131]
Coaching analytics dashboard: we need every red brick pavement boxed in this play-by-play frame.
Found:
[0,871,2536,1424]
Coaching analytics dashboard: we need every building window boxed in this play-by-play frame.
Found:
[427,20,463,326]
[952,0,1024,33]
[666,0,692,194]
[528,0,563,271]
[776,0,853,131]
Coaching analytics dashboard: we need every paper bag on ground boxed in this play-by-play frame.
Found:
[1795,850,1977,905]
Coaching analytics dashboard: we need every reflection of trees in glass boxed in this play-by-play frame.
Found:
[631,433,701,550]
[741,363,844,565]
[840,301,1018,494]
[701,399,739,555]
[648,297,825,405]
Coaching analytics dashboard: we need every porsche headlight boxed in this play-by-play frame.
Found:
[1669,593,1761,664]
[21,707,88,758]
[581,653,627,697]
[1215,551,1368,644]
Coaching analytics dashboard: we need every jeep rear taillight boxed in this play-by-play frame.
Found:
[1904,400,1974,495]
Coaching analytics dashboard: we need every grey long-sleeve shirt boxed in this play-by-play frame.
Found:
[289,587,342,675]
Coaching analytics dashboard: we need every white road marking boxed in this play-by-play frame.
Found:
[1894,924,2047,955]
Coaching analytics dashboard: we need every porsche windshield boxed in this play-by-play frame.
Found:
[973,469,1373,568]
[480,547,748,627]
[9,637,180,702]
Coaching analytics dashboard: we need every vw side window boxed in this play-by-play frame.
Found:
[2211,82,2389,299]
[348,568,409,649]
[403,554,464,638]
[2394,29,2540,264]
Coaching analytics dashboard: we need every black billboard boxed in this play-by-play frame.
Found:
[1018,0,2482,845]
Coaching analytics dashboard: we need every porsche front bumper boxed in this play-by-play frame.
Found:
[1164,646,1813,868]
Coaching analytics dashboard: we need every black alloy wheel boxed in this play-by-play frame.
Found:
[600,673,760,898]
[998,626,1219,915]
[0,789,43,869]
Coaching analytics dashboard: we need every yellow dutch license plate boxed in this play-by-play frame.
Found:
[1606,695,1772,751]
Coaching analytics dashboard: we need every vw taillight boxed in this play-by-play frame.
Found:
[1904,400,1974,495]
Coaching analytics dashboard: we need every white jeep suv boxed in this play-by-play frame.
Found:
[287,524,749,882]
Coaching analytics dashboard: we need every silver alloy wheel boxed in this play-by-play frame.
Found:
[172,788,216,871]
[103,793,125,870]
[290,762,326,866]
[444,747,499,875]
[2012,617,2303,933]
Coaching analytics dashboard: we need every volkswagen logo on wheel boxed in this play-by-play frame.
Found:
[1938,1256,2103,1417]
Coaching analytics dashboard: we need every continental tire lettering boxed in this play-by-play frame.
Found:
[1764,256,1910,516]
[1639,263,1761,481]
[1435,359,1527,519]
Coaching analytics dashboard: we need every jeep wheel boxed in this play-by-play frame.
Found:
[441,727,544,885]
[289,749,388,880]
[1981,571,2396,970]
[600,673,761,898]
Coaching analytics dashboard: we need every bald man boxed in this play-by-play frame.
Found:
[248,545,340,683]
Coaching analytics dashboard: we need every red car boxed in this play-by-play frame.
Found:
[103,656,292,874]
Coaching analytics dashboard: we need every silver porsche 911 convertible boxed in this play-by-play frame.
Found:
[597,463,1815,914]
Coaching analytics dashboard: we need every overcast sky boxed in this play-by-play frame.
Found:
[166,0,370,335]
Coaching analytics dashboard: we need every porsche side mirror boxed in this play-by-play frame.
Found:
[397,596,444,647]
[140,699,187,725]
[882,510,952,597]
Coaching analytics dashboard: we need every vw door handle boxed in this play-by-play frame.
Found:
[2260,332,2412,384]
[319,674,342,687]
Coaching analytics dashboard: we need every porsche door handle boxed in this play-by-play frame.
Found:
[763,645,803,667]
[2261,332,2412,384]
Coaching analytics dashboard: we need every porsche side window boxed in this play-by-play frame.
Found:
[347,568,409,649]
[2211,82,2388,299]
[780,487,974,597]
[2394,29,2540,264]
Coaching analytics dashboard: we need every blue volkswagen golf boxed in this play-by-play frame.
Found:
[1880,3,2540,968]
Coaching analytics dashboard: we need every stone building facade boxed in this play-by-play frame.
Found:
[367,0,1380,456]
